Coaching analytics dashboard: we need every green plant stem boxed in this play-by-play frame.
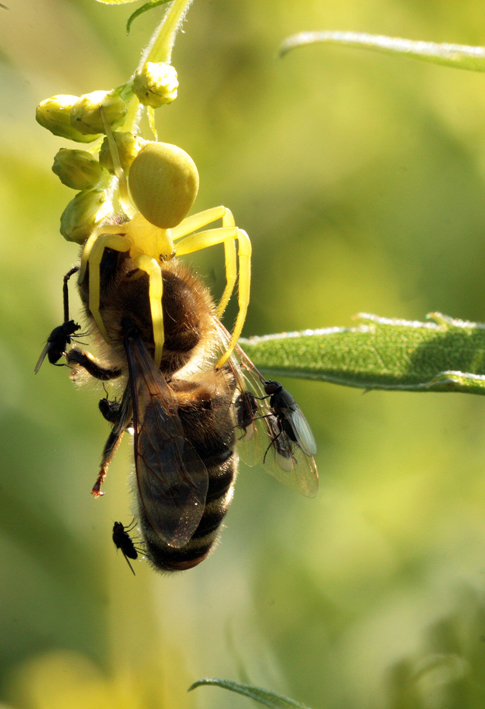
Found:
[279,31,485,72]
[139,0,194,69]
[117,0,193,138]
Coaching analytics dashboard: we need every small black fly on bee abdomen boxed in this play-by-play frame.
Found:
[235,389,259,441]
[99,397,123,424]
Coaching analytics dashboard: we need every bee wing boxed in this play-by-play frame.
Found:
[34,342,51,374]
[125,332,209,549]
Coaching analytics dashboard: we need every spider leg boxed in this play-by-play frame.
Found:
[175,225,251,368]
[87,234,131,342]
[131,254,164,367]
[172,207,238,319]
[79,223,128,283]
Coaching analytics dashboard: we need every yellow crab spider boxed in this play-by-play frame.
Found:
[78,141,251,369]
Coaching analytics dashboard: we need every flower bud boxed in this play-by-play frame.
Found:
[129,142,199,229]
[36,95,101,143]
[53,149,109,190]
[99,131,147,174]
[60,188,112,244]
[133,63,178,108]
[70,90,127,136]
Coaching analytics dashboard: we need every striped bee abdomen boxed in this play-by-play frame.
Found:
[141,370,238,572]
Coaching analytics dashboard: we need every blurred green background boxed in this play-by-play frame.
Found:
[3,0,485,707]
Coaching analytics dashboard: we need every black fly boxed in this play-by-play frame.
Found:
[34,320,81,373]
[35,266,82,373]
[112,520,141,575]
[264,380,317,459]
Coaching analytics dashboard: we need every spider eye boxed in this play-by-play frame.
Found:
[128,141,199,229]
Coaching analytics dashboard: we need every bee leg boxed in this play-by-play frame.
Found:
[67,346,122,380]
[92,426,124,497]
[92,385,132,497]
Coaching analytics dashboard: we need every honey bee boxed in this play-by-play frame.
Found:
[41,253,317,572]
[48,254,317,569]
[112,520,141,575]
[65,242,238,571]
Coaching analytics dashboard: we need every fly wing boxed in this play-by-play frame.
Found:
[34,342,51,374]
[263,412,319,498]
[285,404,317,457]
[125,330,208,548]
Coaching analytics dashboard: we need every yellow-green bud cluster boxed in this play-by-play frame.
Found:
[99,132,147,174]
[37,71,195,246]
[53,149,109,191]
[36,95,101,143]
[60,189,113,244]
[133,63,178,108]
[36,90,127,141]
[70,90,127,136]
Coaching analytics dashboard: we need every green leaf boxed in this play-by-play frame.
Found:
[126,0,172,35]
[280,31,485,73]
[188,678,312,709]
[239,313,485,395]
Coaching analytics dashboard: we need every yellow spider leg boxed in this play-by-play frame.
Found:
[132,255,164,367]
[171,206,227,240]
[217,210,237,319]
[172,207,237,319]
[88,234,131,342]
[175,226,251,368]
[79,223,128,283]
